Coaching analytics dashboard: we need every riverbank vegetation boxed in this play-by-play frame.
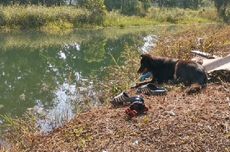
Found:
[0,5,218,33]
[99,24,230,102]
[0,0,229,33]
[1,24,230,151]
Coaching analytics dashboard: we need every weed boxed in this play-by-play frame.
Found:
[97,44,140,103]
[0,5,220,32]
[0,112,38,151]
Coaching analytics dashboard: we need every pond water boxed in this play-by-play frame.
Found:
[0,25,184,132]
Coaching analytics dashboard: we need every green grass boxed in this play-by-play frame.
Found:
[104,11,159,27]
[147,7,218,24]
[0,5,219,33]
[0,5,90,33]
[104,7,218,26]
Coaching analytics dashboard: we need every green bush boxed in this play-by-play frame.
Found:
[104,0,151,16]
[77,0,106,25]
[0,10,6,26]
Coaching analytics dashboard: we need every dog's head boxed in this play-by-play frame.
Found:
[137,54,153,74]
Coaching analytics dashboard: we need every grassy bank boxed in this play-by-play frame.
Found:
[1,25,230,151]
[99,24,230,100]
[12,83,230,151]
[0,5,219,33]
[0,5,89,33]
[104,7,218,26]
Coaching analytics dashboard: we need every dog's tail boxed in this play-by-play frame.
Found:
[185,81,207,95]
[185,83,203,95]
[186,72,208,95]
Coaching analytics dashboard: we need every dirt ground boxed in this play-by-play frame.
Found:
[27,82,230,152]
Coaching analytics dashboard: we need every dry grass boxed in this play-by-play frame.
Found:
[13,83,230,152]
[154,24,230,59]
[96,45,140,104]
[98,24,230,103]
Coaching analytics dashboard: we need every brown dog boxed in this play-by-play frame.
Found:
[136,54,207,94]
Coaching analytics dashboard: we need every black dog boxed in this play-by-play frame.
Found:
[136,54,207,94]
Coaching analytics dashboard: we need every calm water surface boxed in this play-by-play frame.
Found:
[0,25,184,132]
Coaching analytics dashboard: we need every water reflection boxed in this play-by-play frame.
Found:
[35,81,87,133]
[0,25,166,132]
[0,29,151,118]
[141,35,158,53]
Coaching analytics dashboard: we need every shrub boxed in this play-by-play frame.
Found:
[77,0,106,25]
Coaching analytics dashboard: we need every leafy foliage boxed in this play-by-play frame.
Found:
[77,0,106,25]
[104,0,152,16]
[213,0,230,22]
[157,0,204,9]
[0,0,66,6]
